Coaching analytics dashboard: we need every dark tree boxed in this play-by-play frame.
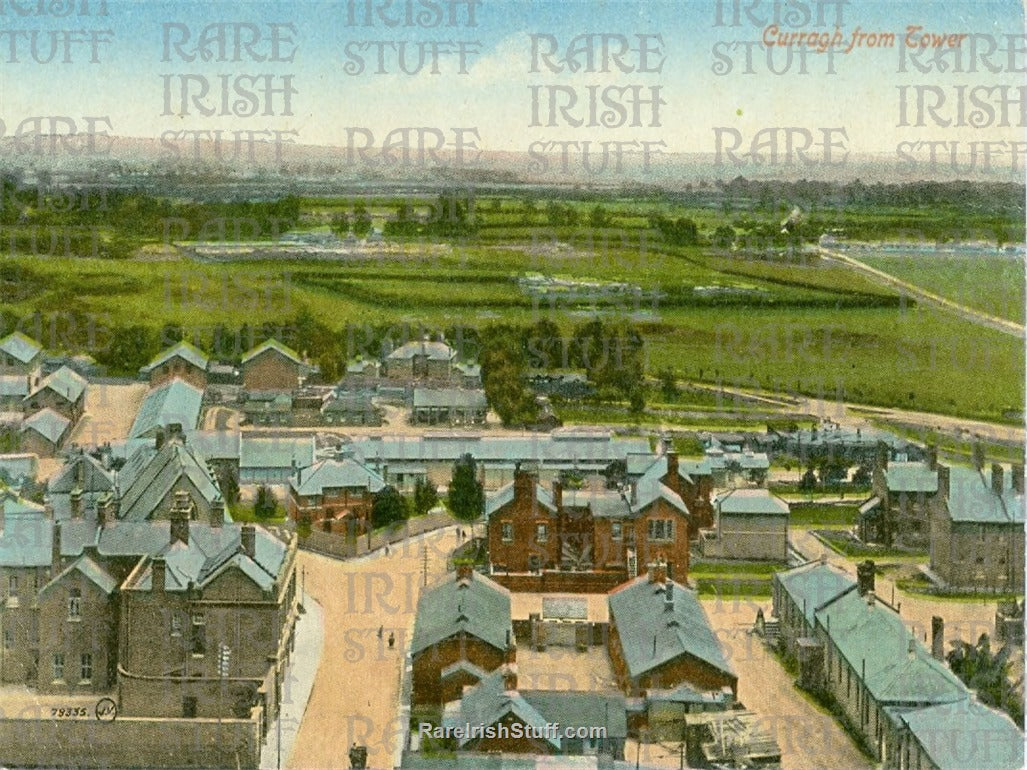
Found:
[449,454,484,522]
[254,485,278,519]
[413,477,439,516]
[371,485,410,528]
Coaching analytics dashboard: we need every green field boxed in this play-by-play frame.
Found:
[860,253,1025,323]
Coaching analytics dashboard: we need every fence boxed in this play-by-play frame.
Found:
[298,510,457,560]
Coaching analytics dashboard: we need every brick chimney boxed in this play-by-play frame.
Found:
[70,488,83,519]
[241,524,256,558]
[931,616,944,661]
[552,480,562,510]
[972,442,985,471]
[502,663,518,692]
[170,491,191,545]
[875,441,889,471]
[857,560,875,596]
[456,562,473,582]
[991,464,1004,495]
[211,497,225,529]
[937,465,950,498]
[1012,464,1024,495]
[505,629,516,663]
[97,492,115,527]
[152,556,166,592]
[648,560,667,585]
[663,581,674,612]
[51,521,62,577]
[926,445,938,470]
[513,467,533,501]
[155,427,166,450]
[666,450,679,479]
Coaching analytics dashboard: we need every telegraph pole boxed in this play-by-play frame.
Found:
[422,545,429,587]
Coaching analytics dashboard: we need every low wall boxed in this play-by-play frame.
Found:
[491,570,626,594]
[0,713,261,769]
[299,511,456,560]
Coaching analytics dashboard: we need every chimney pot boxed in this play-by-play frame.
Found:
[70,488,83,519]
[926,445,938,470]
[991,464,1004,495]
[241,524,256,558]
[931,616,945,661]
[648,561,667,585]
[152,557,166,592]
[552,480,562,510]
[502,663,518,692]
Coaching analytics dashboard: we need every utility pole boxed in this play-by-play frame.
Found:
[422,545,429,587]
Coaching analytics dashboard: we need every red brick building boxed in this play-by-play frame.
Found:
[240,339,308,392]
[140,342,209,390]
[287,457,386,534]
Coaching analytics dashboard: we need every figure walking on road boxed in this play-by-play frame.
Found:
[388,632,395,650]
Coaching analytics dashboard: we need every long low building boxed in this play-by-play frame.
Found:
[351,431,652,491]
[129,378,204,439]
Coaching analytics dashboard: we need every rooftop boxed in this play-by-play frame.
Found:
[27,366,87,403]
[290,457,386,496]
[240,435,315,470]
[387,339,456,361]
[411,571,512,656]
[142,341,209,374]
[775,561,857,625]
[0,332,42,364]
[946,465,1025,524]
[885,462,939,494]
[128,379,203,439]
[241,338,305,366]
[21,408,71,443]
[716,488,790,516]
[413,388,488,410]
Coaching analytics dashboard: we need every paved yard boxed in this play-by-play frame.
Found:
[67,382,147,448]
[516,646,617,693]
[288,527,459,770]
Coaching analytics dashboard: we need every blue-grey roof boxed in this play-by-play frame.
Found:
[562,480,688,519]
[485,481,556,517]
[1,489,44,517]
[129,379,203,439]
[442,670,559,750]
[0,332,42,364]
[413,389,487,410]
[775,562,857,625]
[240,436,314,470]
[388,340,455,361]
[814,590,967,705]
[705,449,769,471]
[0,511,95,567]
[49,453,113,495]
[21,408,71,443]
[608,576,735,682]
[0,453,37,484]
[185,430,241,461]
[241,338,304,366]
[886,462,939,494]
[0,376,29,398]
[411,572,512,656]
[946,466,1025,524]
[39,554,117,598]
[142,342,209,373]
[891,699,1024,770]
[27,366,86,404]
[118,441,221,521]
[290,458,385,496]
[717,489,790,516]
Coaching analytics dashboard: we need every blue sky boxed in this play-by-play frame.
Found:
[0,0,1022,161]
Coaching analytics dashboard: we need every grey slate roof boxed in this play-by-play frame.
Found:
[241,338,304,366]
[716,489,790,516]
[21,408,70,443]
[890,699,1024,770]
[886,462,939,494]
[520,691,628,739]
[142,341,209,373]
[240,436,315,470]
[562,481,688,520]
[443,670,559,750]
[485,481,557,518]
[49,453,113,495]
[185,430,241,461]
[814,590,966,705]
[0,510,95,567]
[0,332,42,364]
[0,376,29,398]
[0,453,37,483]
[118,441,221,521]
[946,466,1025,524]
[27,366,86,404]
[388,339,456,361]
[411,572,512,656]
[608,576,735,681]
[39,554,117,598]
[775,562,856,625]
[129,379,203,439]
[413,389,487,410]
[290,458,386,497]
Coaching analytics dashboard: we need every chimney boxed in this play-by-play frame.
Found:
[664,582,674,612]
[972,442,985,471]
[505,629,516,663]
[991,464,1004,495]
[857,560,875,596]
[43,496,54,520]
[70,488,83,519]
[907,635,916,659]
[666,450,679,479]
[931,616,944,661]
[456,562,473,582]
[167,423,183,443]
[97,492,114,527]
[170,491,191,545]
[875,441,889,470]
[866,590,876,608]
[552,480,562,510]
[502,663,518,692]
[241,524,256,558]
[211,497,225,529]
[1012,464,1024,495]
[75,456,85,485]
[152,556,166,592]
[513,467,533,500]
[51,521,62,576]
[937,465,950,498]
[926,445,938,470]
[155,427,166,450]
[648,561,667,585]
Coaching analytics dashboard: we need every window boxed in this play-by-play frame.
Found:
[611,522,623,541]
[80,653,92,683]
[3,630,12,650]
[191,613,206,656]
[170,613,182,637]
[501,523,513,543]
[647,519,674,542]
[535,523,548,543]
[53,653,65,681]
[67,588,81,620]
[8,575,17,595]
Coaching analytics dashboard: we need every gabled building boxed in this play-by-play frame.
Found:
[116,437,222,522]
[140,341,209,390]
[239,435,315,484]
[384,338,458,384]
[20,408,71,457]
[702,488,789,562]
[486,472,560,573]
[930,463,1025,592]
[287,456,386,534]
[862,448,941,547]
[411,565,514,706]
[607,565,736,697]
[0,331,43,380]
[240,339,308,392]
[412,389,488,426]
[23,365,87,422]
[321,391,381,426]
[47,451,115,520]
[772,560,856,658]
[630,450,715,532]
[129,378,203,439]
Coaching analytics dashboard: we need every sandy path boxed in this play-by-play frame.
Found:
[67,382,148,447]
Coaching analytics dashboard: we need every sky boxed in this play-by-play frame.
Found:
[0,0,1023,174]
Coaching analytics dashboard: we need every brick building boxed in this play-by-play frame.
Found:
[287,456,385,534]
[140,341,209,390]
[701,488,790,562]
[240,339,308,393]
[607,565,737,697]
[19,408,71,457]
[410,565,514,707]
[628,450,715,531]
[861,447,941,547]
[0,331,43,381]
[23,366,87,422]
